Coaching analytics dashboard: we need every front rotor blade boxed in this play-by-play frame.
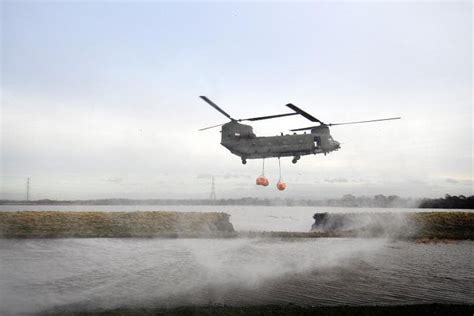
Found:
[289,126,318,131]
[198,123,225,131]
[328,117,401,126]
[286,103,324,124]
[199,96,233,120]
[241,112,298,122]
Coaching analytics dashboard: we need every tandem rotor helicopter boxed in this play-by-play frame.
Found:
[199,96,400,190]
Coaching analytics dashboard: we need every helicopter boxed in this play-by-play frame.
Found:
[199,96,400,165]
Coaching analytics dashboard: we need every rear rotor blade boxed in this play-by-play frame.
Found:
[198,123,226,131]
[289,126,318,132]
[286,103,325,124]
[200,96,234,120]
[241,112,298,122]
[328,117,401,126]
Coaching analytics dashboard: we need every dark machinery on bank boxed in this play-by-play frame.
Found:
[199,96,401,165]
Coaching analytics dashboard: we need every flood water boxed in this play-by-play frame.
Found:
[0,238,473,315]
[0,206,473,314]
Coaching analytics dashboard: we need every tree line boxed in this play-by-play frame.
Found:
[1,194,472,209]
[418,195,474,209]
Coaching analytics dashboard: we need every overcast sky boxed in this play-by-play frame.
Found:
[1,1,472,200]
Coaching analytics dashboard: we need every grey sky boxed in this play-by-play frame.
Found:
[1,1,472,199]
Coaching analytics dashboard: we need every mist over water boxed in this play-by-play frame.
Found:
[1,206,473,314]
[1,237,473,315]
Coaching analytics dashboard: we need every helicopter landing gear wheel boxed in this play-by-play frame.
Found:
[292,156,300,164]
[241,158,247,165]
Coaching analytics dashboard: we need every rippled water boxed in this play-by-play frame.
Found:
[1,206,472,314]
[1,238,473,315]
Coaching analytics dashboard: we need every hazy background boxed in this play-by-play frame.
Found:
[1,1,472,200]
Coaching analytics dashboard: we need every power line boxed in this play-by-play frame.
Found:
[26,177,30,201]
[210,176,216,200]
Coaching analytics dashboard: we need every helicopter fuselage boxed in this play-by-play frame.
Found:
[220,121,340,164]
[198,96,399,164]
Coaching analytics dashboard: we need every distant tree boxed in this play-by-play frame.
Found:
[419,195,474,209]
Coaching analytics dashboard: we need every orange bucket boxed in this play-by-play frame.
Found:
[256,176,269,186]
[276,181,287,191]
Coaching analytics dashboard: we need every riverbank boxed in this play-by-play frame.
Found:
[0,211,234,238]
[310,212,474,240]
[0,211,472,240]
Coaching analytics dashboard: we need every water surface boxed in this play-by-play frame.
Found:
[0,238,473,315]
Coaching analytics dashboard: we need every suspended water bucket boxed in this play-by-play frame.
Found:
[277,181,287,191]
[256,176,269,186]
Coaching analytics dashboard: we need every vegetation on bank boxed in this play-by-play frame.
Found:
[0,211,234,238]
[310,212,474,240]
[0,211,472,240]
[41,304,474,316]
[410,212,474,239]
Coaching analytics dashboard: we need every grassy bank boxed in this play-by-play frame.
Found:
[41,304,473,316]
[0,211,234,238]
[309,212,474,241]
[410,212,474,240]
[0,211,472,240]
